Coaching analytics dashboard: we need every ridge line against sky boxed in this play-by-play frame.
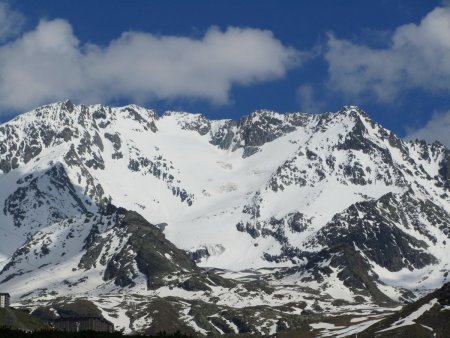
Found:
[0,0,449,146]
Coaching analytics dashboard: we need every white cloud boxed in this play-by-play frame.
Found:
[296,84,325,113]
[325,6,450,102]
[0,2,24,42]
[406,111,450,148]
[0,18,300,113]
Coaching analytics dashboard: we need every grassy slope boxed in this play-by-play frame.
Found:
[0,307,49,331]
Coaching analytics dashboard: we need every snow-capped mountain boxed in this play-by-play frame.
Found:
[0,101,449,334]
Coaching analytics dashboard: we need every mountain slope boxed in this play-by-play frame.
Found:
[358,282,450,337]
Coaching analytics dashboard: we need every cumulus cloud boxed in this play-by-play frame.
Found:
[0,17,300,113]
[406,111,450,148]
[325,6,450,102]
[0,2,24,42]
[296,84,325,113]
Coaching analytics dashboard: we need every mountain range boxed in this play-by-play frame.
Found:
[0,101,448,336]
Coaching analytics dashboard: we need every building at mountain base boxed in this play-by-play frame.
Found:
[0,293,10,308]
[51,316,114,332]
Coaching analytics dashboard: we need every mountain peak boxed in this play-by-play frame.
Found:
[337,105,370,120]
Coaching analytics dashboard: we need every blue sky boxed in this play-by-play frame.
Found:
[0,0,449,145]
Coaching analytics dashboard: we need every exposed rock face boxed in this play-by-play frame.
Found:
[440,150,450,188]
[229,110,312,157]
[297,244,395,305]
[127,155,194,205]
[210,120,236,150]
[4,164,89,229]
[312,191,447,272]
[102,208,198,289]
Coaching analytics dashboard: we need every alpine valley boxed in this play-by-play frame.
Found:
[0,101,449,337]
